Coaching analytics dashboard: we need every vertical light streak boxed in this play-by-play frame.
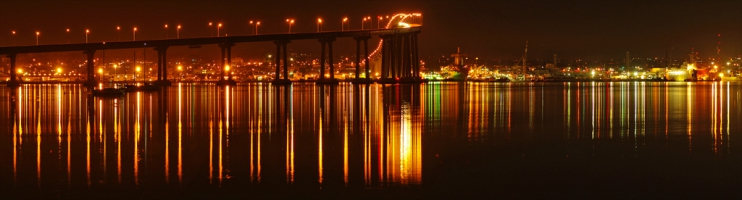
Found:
[591,82,595,139]
[116,98,121,184]
[13,88,19,185]
[38,100,42,188]
[165,93,170,184]
[343,111,348,186]
[209,117,213,183]
[178,83,183,183]
[609,82,614,138]
[257,87,262,183]
[318,109,323,186]
[135,92,141,186]
[86,105,91,187]
[687,83,692,151]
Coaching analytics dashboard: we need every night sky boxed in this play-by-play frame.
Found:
[1,0,741,63]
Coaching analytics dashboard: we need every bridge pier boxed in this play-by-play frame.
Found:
[155,46,171,86]
[6,54,19,87]
[272,40,291,85]
[218,42,237,86]
[378,33,422,84]
[82,50,97,87]
[317,37,338,85]
[352,36,373,84]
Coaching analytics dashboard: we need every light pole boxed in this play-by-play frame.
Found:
[217,23,222,37]
[177,25,181,39]
[255,21,260,35]
[85,29,89,43]
[113,64,118,81]
[208,22,213,37]
[133,27,137,41]
[317,18,322,32]
[342,17,348,31]
[378,16,382,29]
[164,24,169,39]
[286,19,294,33]
[362,17,368,30]
[116,26,121,41]
[11,31,16,46]
[66,28,70,43]
[36,31,39,45]
[250,21,261,35]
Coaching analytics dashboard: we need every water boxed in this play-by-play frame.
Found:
[1,82,740,198]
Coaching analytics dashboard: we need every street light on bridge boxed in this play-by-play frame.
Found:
[85,29,90,43]
[209,22,213,36]
[317,18,322,32]
[36,31,40,45]
[12,31,16,46]
[286,19,294,33]
[177,25,181,39]
[217,23,222,37]
[164,24,169,39]
[362,17,369,30]
[250,21,261,35]
[378,16,382,29]
[116,26,121,41]
[133,27,137,41]
[342,17,348,31]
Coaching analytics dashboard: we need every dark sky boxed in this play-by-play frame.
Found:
[1,0,741,62]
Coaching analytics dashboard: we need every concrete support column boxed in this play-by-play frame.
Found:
[274,41,282,80]
[355,38,361,79]
[381,36,389,79]
[83,50,97,87]
[227,45,232,80]
[156,50,162,81]
[319,39,326,80]
[402,35,410,78]
[391,36,398,79]
[218,42,236,86]
[7,54,18,87]
[282,41,289,80]
[363,38,370,79]
[328,38,335,80]
[412,33,420,78]
[272,40,291,85]
[317,37,337,84]
[155,46,169,82]
[220,45,227,81]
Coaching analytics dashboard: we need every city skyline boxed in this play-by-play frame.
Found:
[1,0,740,61]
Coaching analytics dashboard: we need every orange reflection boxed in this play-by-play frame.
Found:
[178,83,183,183]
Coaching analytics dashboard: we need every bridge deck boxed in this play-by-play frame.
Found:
[0,27,420,55]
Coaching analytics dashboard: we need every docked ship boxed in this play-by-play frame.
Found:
[441,47,469,81]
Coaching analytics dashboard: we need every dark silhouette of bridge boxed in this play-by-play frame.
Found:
[1,27,421,87]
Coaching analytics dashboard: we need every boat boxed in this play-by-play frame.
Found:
[440,47,469,81]
[124,84,160,92]
[92,88,125,97]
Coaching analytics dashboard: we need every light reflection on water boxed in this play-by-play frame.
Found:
[0,82,739,195]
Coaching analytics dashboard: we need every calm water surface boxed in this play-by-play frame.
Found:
[1,82,740,198]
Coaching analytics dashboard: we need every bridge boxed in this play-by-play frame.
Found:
[1,26,421,87]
